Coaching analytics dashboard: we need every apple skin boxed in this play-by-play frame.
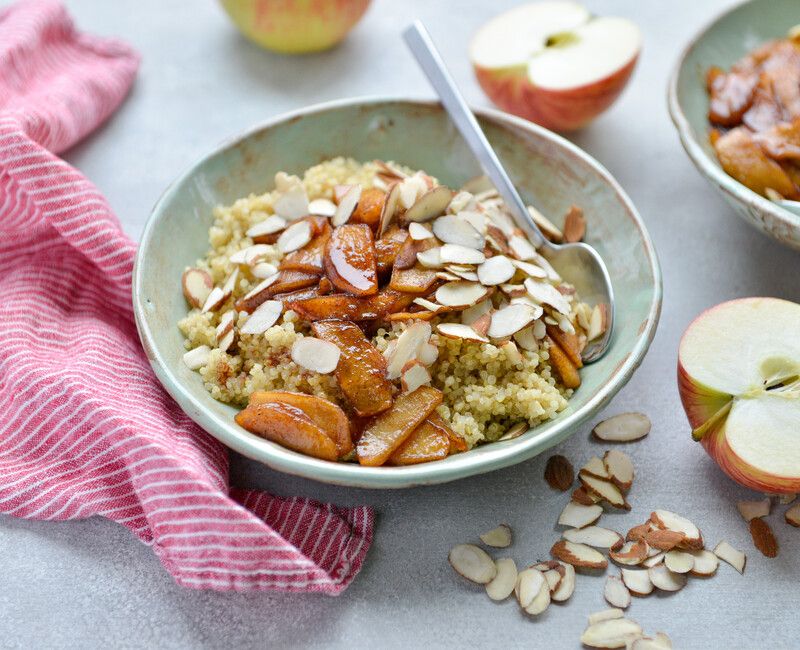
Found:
[473,53,639,132]
[219,0,371,54]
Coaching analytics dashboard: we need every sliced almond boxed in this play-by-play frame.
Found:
[551,540,607,569]
[229,244,272,265]
[544,454,574,491]
[604,575,630,609]
[460,299,492,326]
[737,498,771,522]
[400,360,431,393]
[397,175,426,210]
[277,220,312,253]
[438,244,485,265]
[404,186,452,222]
[524,575,551,616]
[581,456,611,479]
[778,493,796,505]
[238,272,278,307]
[459,210,487,235]
[448,544,496,584]
[572,486,602,506]
[182,268,213,308]
[650,510,704,550]
[246,214,287,239]
[648,564,687,592]
[563,526,624,550]
[468,312,490,338]
[436,322,489,344]
[239,299,282,335]
[251,262,279,279]
[273,184,309,220]
[513,326,538,352]
[689,549,719,576]
[551,561,575,601]
[444,265,479,282]
[558,501,603,529]
[562,205,586,243]
[447,191,473,214]
[620,568,653,596]
[580,618,642,649]
[386,321,432,380]
[333,184,362,227]
[786,503,800,526]
[588,609,624,626]
[664,550,694,574]
[593,412,651,443]
[378,181,401,237]
[603,449,635,492]
[408,222,433,240]
[642,552,665,568]
[610,540,649,566]
[588,303,609,341]
[713,541,746,573]
[461,174,494,195]
[501,340,523,366]
[528,205,563,243]
[215,310,235,341]
[217,329,234,353]
[515,568,545,610]
[375,160,408,181]
[202,268,239,313]
[487,303,539,339]
[485,558,517,601]
[511,258,547,279]
[476,255,515,286]
[749,517,778,557]
[479,523,512,548]
[630,635,673,650]
[416,247,443,269]
[498,422,528,441]
[644,529,685,551]
[290,337,340,374]
[529,561,563,593]
[508,234,538,261]
[499,283,527,297]
[306,197,336,217]
[183,345,211,370]
[432,214,484,249]
[579,471,630,510]
[626,523,653,542]
[417,341,439,366]
[435,281,489,308]
[524,278,571,315]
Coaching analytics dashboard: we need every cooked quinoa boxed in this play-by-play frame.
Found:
[179,158,582,450]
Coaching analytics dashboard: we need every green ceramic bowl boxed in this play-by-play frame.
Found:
[133,98,661,489]
[668,0,800,249]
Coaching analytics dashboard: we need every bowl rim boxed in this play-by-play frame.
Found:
[133,96,662,489]
[666,0,800,235]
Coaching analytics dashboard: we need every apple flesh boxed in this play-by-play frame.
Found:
[678,298,800,493]
[470,1,641,131]
[219,0,371,54]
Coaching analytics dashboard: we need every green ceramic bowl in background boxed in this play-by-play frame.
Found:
[668,0,800,250]
[133,98,661,489]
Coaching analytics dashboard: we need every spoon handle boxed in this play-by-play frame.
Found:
[402,20,546,248]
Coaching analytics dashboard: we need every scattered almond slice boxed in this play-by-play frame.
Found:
[459,210,487,235]
[479,523,512,548]
[749,517,778,558]
[558,501,603,529]
[417,342,439,366]
[544,454,574,491]
[485,558,517,601]
[400,360,431,393]
[432,214,484,249]
[528,205,563,243]
[290,337,340,374]
[588,609,624,626]
[572,486,602,506]
[435,281,489,307]
[499,283,527,297]
[786,503,800,526]
[592,412,651,442]
[332,184,362,226]
[239,299,282,335]
[579,472,630,510]
[476,255,515,286]
[513,326,538,352]
[460,299,492,325]
[663,550,694,574]
[449,544,497,584]
[581,456,611,479]
[182,268,213,308]
[580,618,642,649]
[277,220,312,253]
[500,340,523,366]
[604,575,630,609]
[630,636,673,650]
[648,564,687,592]
[620,568,653,596]
[713,541,746,573]
[436,322,489,344]
[524,278,571,315]
[246,214,287,239]
[515,568,545,611]
[551,561,576,601]
[447,191,473,214]
[551,540,607,569]
[378,181,402,237]
[404,186,452,222]
[563,526,624,550]
[610,540,649,566]
[737,498,771,522]
[642,552,665,569]
[626,522,653,542]
[688,550,719,576]
[529,561,563,594]
[183,345,211,370]
[215,310,235,346]
[603,450,634,492]
[650,510,704,550]
[444,265,479,282]
[439,244,485,265]
[777,493,796,505]
[644,529,685,551]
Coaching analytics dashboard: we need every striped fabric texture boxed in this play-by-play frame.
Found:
[0,0,373,593]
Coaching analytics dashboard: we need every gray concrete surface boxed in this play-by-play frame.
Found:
[1,0,798,648]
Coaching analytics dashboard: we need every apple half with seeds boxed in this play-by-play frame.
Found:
[678,298,800,493]
[470,1,641,131]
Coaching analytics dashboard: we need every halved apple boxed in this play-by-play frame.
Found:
[678,298,800,493]
[470,1,641,131]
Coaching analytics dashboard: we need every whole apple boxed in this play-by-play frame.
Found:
[219,0,371,54]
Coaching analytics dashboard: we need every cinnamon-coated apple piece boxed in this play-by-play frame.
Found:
[312,319,394,417]
[546,324,583,368]
[387,415,450,465]
[324,223,379,296]
[389,264,439,294]
[289,288,414,322]
[357,385,444,466]
[546,335,581,389]
[375,225,409,276]
[247,390,353,458]
[350,187,386,232]
[234,401,338,461]
[279,223,332,274]
[235,269,319,312]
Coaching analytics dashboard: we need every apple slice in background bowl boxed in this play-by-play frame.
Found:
[470,1,641,132]
[678,297,800,493]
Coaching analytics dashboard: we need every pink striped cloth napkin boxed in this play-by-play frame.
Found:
[0,0,373,593]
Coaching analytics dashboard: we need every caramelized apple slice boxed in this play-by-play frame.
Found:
[235,270,319,312]
[290,289,413,322]
[393,237,437,270]
[376,225,409,276]
[312,320,393,417]
[247,390,352,458]
[324,224,378,296]
[546,336,581,389]
[388,415,450,465]
[546,324,584,369]
[389,264,439,294]
[273,286,319,306]
[234,401,338,461]
[350,187,386,232]
[357,385,443,466]
[279,224,332,274]
[431,412,468,454]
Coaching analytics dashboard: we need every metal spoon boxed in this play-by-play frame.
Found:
[403,21,614,363]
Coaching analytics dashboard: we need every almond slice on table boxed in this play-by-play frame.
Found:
[778,493,796,505]
[544,454,574,491]
[603,450,635,492]
[664,550,694,574]
[529,561,563,593]
[436,323,489,344]
[648,564,687,592]
[438,244,485,265]
[485,558,517,601]
[290,337,340,374]
[385,321,432,380]
[572,486,601,506]
[582,456,611,479]
[528,205,563,243]
[621,568,653,596]
[480,524,512,548]
[580,618,643,649]
[713,541,746,573]
[563,526,624,550]
[183,345,211,370]
[642,552,665,569]
[749,517,778,558]
[273,184,309,220]
[786,503,800,526]
[182,268,213,308]
[626,522,652,542]
[592,412,651,442]
[239,299,282,335]
[737,498,771,522]
[449,544,496,584]
[588,609,624,625]
[630,636,673,650]
[644,529,685,551]
[400,360,431,393]
[562,205,586,243]
[610,540,649,566]
[558,501,603,529]
[403,185,452,222]
[551,561,576,601]
[308,198,336,217]
[579,471,630,510]
[516,569,550,615]
[332,184,362,226]
[246,214,287,239]
[432,214,484,249]
[688,549,719,576]
[551,540,607,569]
[277,219,313,254]
[649,510,704,550]
[435,281,489,308]
[604,575,631,609]
[524,278,571,315]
